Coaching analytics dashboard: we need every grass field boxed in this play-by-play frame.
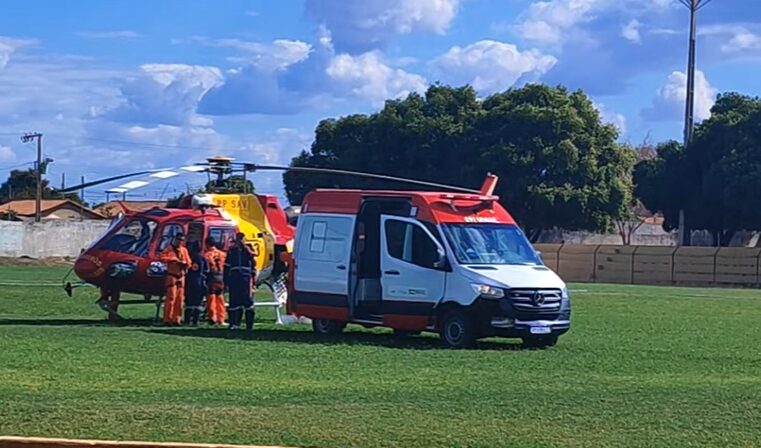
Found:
[1,267,760,447]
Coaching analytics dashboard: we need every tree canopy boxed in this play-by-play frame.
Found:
[0,168,84,205]
[635,93,761,245]
[284,84,634,238]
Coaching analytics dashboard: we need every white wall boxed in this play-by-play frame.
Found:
[0,221,111,258]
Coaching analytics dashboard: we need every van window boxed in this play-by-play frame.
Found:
[385,220,439,269]
[302,218,351,263]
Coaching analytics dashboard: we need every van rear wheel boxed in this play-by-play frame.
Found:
[439,309,476,348]
[312,318,346,335]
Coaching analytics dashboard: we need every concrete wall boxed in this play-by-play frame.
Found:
[0,221,111,258]
[535,244,761,287]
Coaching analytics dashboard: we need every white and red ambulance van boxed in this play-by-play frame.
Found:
[286,176,571,348]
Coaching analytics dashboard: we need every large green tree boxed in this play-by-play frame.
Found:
[635,93,761,246]
[284,84,634,238]
[0,168,84,204]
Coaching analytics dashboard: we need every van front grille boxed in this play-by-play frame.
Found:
[507,288,562,318]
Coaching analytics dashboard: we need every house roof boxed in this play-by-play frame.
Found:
[1,199,104,219]
[94,200,167,216]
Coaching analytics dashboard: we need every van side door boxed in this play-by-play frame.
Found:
[380,215,446,328]
[294,214,355,298]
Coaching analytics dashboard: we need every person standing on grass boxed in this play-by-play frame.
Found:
[160,233,191,325]
[204,237,227,326]
[224,232,257,331]
[183,241,208,326]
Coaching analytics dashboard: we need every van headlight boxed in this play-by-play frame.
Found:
[471,283,505,299]
[562,287,570,300]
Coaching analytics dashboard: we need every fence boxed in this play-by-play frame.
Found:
[535,244,761,288]
[0,220,111,259]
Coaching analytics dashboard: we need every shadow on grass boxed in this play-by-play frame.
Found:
[0,318,157,328]
[146,327,526,351]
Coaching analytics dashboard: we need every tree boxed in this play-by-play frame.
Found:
[284,84,635,239]
[0,168,84,205]
[635,93,761,246]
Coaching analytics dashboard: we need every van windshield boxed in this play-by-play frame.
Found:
[441,223,541,266]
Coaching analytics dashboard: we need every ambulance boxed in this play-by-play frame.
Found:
[287,176,571,348]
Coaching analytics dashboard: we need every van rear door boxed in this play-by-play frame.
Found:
[380,215,446,328]
[294,214,354,297]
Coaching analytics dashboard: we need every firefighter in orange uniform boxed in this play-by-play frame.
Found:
[204,236,227,325]
[160,233,192,325]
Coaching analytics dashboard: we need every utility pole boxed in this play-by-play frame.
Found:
[677,0,712,246]
[20,132,43,223]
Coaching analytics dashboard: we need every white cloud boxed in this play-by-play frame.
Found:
[512,0,679,47]
[104,64,223,127]
[0,146,16,162]
[621,19,641,43]
[76,31,142,40]
[513,0,599,46]
[190,37,311,71]
[644,70,718,122]
[0,36,36,69]
[200,29,428,114]
[700,24,761,54]
[327,51,427,104]
[431,40,557,94]
[594,102,627,134]
[305,0,459,51]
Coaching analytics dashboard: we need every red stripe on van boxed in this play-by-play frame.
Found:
[295,304,349,321]
[382,314,429,331]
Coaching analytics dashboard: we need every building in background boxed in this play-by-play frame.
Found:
[0,199,104,221]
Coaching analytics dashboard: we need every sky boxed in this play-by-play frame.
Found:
[0,0,760,206]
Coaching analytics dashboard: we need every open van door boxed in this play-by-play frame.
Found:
[380,215,446,329]
[293,214,355,316]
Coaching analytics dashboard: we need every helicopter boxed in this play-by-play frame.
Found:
[57,156,481,320]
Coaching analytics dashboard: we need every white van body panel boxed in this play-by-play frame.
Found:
[294,213,355,296]
[380,215,446,309]
[440,263,567,307]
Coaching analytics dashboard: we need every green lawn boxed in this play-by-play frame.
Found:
[0,267,760,447]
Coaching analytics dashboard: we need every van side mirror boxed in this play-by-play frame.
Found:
[535,250,542,258]
[433,249,448,270]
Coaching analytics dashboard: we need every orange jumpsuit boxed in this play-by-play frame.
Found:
[160,244,191,325]
[204,246,227,325]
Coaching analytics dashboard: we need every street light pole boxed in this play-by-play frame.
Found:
[679,0,713,147]
[677,0,712,246]
[20,132,44,223]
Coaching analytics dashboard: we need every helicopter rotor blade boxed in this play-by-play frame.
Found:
[244,164,482,194]
[54,166,210,195]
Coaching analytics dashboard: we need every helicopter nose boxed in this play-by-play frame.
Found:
[74,255,101,280]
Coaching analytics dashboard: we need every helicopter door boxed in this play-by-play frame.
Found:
[187,221,204,248]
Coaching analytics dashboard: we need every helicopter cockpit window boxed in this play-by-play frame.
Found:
[99,218,157,257]
[208,227,236,250]
[157,224,185,253]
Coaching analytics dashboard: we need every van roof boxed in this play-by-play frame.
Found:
[301,189,516,225]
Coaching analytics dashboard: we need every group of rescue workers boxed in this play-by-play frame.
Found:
[161,231,258,330]
[99,231,259,330]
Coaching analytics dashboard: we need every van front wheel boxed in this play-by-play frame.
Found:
[312,318,346,335]
[439,309,476,348]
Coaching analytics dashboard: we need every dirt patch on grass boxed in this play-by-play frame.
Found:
[0,256,75,267]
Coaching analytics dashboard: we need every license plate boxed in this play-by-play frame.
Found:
[530,326,551,335]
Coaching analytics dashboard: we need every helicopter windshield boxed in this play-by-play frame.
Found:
[99,218,157,257]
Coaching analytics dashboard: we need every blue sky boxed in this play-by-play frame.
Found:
[0,0,759,205]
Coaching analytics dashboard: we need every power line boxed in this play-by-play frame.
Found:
[72,137,223,152]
